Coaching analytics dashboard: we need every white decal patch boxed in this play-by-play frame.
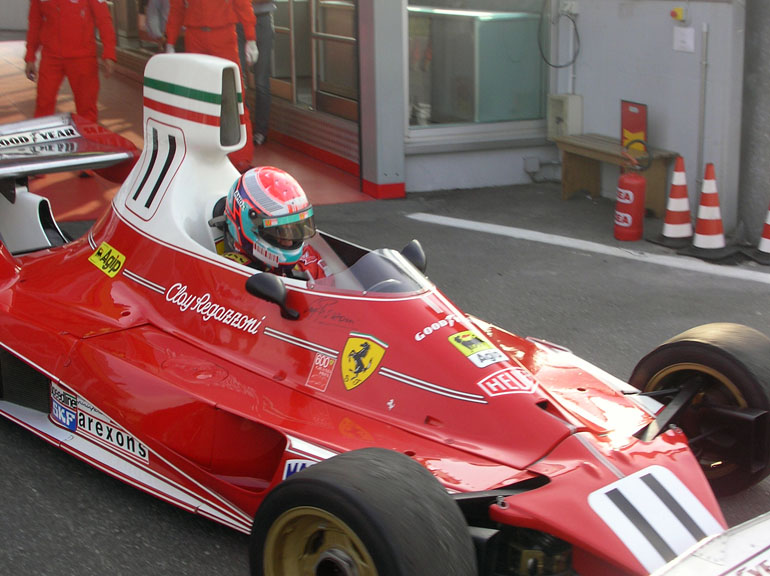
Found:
[305,353,335,392]
[588,465,723,573]
[50,383,149,463]
[477,366,539,396]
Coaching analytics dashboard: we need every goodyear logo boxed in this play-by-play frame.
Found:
[341,332,387,390]
[449,330,506,368]
[88,242,125,277]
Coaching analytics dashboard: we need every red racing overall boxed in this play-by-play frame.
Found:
[25,0,117,123]
[166,0,257,171]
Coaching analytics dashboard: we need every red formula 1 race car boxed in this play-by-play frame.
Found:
[2,54,770,576]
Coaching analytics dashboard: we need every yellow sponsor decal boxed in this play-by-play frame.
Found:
[449,330,492,357]
[449,330,507,368]
[341,332,387,390]
[223,251,251,265]
[88,242,125,277]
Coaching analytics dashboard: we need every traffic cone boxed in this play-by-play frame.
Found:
[678,163,739,261]
[743,201,770,265]
[647,156,692,248]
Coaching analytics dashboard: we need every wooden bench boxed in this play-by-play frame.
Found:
[553,133,678,218]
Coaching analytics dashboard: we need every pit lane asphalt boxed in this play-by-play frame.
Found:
[2,183,769,575]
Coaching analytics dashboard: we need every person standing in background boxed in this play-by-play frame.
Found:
[238,0,276,146]
[139,0,171,50]
[24,0,117,124]
[166,0,258,173]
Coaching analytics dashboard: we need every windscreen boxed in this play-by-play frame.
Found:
[313,248,430,295]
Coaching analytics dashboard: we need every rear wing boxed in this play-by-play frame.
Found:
[0,114,139,257]
[0,113,139,182]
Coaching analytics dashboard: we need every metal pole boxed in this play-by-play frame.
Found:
[696,22,709,192]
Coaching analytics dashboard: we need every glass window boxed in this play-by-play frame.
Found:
[407,0,549,128]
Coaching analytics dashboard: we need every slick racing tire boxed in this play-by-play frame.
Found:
[249,447,478,576]
[629,323,770,496]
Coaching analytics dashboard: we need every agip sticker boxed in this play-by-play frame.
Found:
[449,330,506,368]
[88,242,125,277]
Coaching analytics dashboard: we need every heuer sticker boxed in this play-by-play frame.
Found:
[449,330,507,368]
[88,241,125,277]
[306,353,336,392]
[283,459,316,479]
[477,367,539,397]
[341,333,387,390]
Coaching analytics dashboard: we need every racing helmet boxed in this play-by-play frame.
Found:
[225,167,316,268]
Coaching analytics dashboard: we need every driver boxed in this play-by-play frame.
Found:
[223,166,328,279]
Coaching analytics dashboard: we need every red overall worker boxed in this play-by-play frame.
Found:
[24,0,117,124]
[166,0,258,173]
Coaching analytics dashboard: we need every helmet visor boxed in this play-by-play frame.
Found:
[249,207,316,249]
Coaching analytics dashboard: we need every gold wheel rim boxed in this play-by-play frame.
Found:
[263,506,378,576]
[645,362,747,479]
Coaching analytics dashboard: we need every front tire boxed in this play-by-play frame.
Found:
[630,323,770,496]
[250,447,477,576]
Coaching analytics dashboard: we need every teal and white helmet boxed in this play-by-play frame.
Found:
[225,166,316,268]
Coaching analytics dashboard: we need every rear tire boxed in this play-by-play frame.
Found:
[249,447,477,576]
[629,323,770,496]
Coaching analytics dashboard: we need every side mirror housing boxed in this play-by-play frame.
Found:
[245,273,299,320]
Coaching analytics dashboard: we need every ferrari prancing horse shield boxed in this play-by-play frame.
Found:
[341,332,388,390]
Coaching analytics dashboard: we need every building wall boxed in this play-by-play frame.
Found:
[4,0,29,30]
[552,0,744,231]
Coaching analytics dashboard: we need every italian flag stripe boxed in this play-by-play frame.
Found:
[144,76,242,104]
[144,97,221,127]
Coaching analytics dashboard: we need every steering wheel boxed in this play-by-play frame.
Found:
[364,278,402,293]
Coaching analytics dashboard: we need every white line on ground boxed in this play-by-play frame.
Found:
[407,213,770,286]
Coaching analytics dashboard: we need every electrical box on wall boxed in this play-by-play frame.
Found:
[547,93,583,140]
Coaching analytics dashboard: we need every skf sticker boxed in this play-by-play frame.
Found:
[306,353,336,392]
[51,383,78,431]
[88,242,125,277]
[477,367,539,397]
[341,332,387,390]
[449,331,507,368]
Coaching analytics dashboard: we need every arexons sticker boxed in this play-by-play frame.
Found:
[50,383,149,463]
[449,330,506,368]
[88,241,125,277]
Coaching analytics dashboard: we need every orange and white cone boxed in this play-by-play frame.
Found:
[649,156,692,247]
[678,163,738,261]
[744,201,770,265]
